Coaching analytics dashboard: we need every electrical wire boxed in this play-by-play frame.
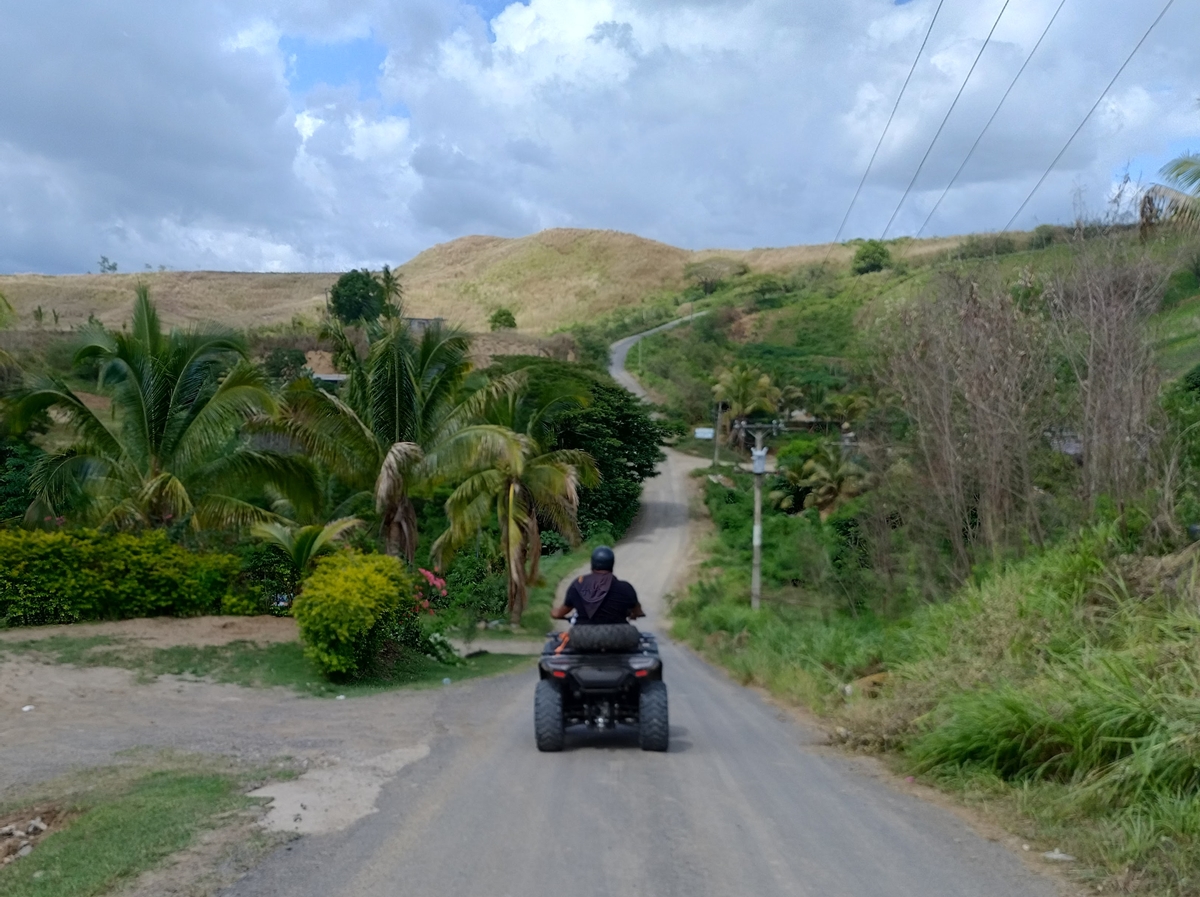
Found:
[881,0,1013,239]
[1002,0,1176,233]
[824,0,946,260]
[916,0,1069,237]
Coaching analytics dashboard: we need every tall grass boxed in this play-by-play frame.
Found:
[674,489,1200,890]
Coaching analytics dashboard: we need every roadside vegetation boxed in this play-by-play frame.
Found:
[0,752,295,896]
[0,268,666,680]
[654,173,1200,892]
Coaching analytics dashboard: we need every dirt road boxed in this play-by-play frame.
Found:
[221,334,1058,897]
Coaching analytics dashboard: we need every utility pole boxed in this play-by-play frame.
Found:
[734,419,782,611]
[712,404,722,469]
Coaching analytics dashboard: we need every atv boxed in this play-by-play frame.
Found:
[534,623,668,752]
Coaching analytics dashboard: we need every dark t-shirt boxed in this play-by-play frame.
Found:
[564,576,640,625]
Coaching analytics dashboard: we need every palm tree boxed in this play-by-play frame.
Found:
[379,265,403,316]
[820,392,872,426]
[252,517,361,580]
[1145,153,1200,232]
[0,291,14,368]
[433,386,599,624]
[274,318,520,561]
[713,365,780,447]
[7,287,313,528]
[796,443,869,519]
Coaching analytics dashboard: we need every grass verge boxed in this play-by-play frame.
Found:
[672,472,1200,894]
[0,753,289,897]
[0,636,532,697]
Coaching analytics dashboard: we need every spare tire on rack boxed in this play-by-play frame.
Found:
[566,623,641,653]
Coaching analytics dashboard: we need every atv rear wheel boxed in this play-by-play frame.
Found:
[639,680,669,752]
[534,680,566,752]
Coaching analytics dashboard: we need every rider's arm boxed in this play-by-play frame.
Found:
[625,583,644,619]
[552,584,579,620]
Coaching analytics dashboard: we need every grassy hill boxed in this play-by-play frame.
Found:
[0,228,969,335]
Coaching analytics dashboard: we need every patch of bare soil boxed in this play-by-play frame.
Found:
[0,804,70,866]
[112,809,288,897]
[0,615,298,649]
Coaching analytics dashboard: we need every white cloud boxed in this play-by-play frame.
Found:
[0,0,1197,273]
[294,110,325,142]
[223,20,280,55]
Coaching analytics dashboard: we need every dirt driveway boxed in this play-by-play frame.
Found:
[0,615,521,798]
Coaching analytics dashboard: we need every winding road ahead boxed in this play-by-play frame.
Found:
[226,323,1056,897]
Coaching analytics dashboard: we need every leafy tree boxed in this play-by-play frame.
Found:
[684,257,748,295]
[6,287,314,529]
[489,307,517,331]
[329,269,386,325]
[263,347,308,382]
[97,256,118,274]
[851,240,891,274]
[433,386,598,624]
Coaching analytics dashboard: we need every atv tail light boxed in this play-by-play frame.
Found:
[634,669,649,678]
[552,670,567,679]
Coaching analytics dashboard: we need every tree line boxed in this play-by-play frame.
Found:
[0,282,665,625]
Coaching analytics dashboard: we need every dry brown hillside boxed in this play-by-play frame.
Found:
[0,228,966,335]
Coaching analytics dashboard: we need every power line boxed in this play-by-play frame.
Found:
[824,0,946,258]
[916,0,1069,237]
[881,0,1013,239]
[1002,0,1177,233]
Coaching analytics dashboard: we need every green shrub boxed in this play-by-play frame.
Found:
[0,438,42,524]
[1162,268,1200,311]
[0,530,239,626]
[488,307,517,331]
[263,347,308,381]
[952,234,1018,260]
[851,240,891,275]
[1028,224,1059,249]
[291,552,421,678]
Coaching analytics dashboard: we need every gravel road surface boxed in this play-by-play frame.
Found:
[224,327,1059,897]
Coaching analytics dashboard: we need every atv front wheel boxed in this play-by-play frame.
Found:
[639,680,669,752]
[534,680,565,752]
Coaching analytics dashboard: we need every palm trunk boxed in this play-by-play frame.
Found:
[381,498,418,564]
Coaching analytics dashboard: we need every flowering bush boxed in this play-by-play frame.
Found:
[416,568,449,613]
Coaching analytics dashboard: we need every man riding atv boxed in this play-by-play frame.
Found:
[550,546,645,625]
[536,547,668,752]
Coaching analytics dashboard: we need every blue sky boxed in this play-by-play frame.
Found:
[280,35,388,100]
[0,0,1196,273]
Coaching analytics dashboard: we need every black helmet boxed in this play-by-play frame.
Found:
[591,545,615,572]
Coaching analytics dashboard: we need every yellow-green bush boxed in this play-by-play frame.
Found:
[291,552,419,677]
[0,529,240,626]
